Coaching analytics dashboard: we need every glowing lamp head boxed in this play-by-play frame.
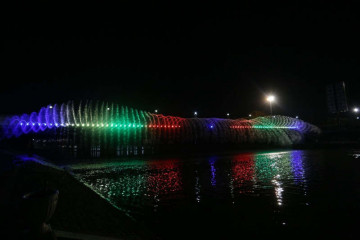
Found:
[226,113,230,116]
[266,95,275,102]
[354,108,359,113]
[49,105,53,109]
[155,109,158,113]
[249,114,252,117]
[194,111,198,116]
[107,107,110,110]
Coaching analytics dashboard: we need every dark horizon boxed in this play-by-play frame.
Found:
[2,2,359,122]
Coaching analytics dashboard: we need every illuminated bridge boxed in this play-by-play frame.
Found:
[1,101,320,156]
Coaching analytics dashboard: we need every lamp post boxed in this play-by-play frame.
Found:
[266,95,275,115]
[354,107,359,120]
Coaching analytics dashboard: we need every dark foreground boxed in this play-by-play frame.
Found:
[1,148,360,240]
[0,150,154,240]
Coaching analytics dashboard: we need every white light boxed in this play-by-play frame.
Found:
[194,111,198,116]
[354,108,359,113]
[107,107,110,110]
[249,114,252,117]
[155,109,158,113]
[227,113,230,116]
[357,117,359,120]
[49,105,53,109]
[267,95,275,102]
[296,116,299,119]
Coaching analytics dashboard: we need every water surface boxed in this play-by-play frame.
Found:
[72,149,360,239]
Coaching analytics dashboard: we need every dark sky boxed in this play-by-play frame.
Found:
[2,1,359,122]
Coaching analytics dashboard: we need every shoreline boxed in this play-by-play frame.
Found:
[0,149,156,239]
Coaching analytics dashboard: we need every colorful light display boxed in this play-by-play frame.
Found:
[1,101,321,148]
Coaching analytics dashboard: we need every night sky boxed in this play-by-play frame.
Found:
[2,2,359,123]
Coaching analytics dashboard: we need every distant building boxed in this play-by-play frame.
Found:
[326,82,348,114]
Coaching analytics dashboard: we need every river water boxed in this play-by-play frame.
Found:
[71,149,360,239]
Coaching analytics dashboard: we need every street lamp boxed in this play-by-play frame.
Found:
[154,109,158,113]
[194,111,198,117]
[249,114,252,117]
[354,107,359,113]
[266,95,275,115]
[226,113,230,117]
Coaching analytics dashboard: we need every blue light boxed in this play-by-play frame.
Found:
[210,125,214,129]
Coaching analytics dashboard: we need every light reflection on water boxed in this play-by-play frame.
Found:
[71,149,360,239]
[73,150,307,215]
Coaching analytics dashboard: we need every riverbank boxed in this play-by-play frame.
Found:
[0,150,155,240]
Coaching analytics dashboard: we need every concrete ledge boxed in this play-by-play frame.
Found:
[55,230,124,240]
